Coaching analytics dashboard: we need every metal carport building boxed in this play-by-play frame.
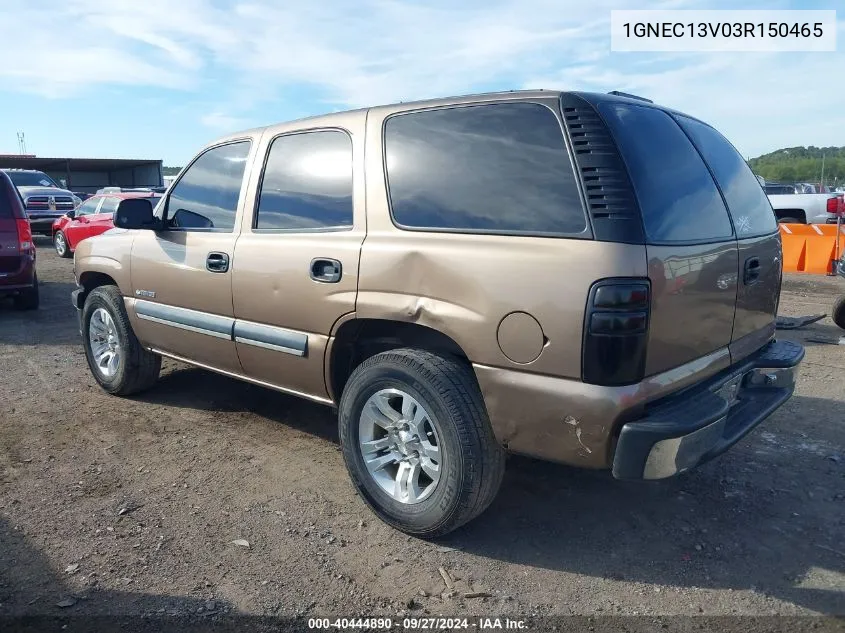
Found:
[0,155,163,194]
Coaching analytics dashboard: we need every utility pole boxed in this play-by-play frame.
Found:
[820,153,825,188]
[16,132,27,155]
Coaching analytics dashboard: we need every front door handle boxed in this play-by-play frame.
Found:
[743,256,761,285]
[206,252,230,273]
[310,258,342,283]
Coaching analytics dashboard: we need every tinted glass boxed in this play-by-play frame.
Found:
[598,103,733,243]
[98,197,119,214]
[677,116,777,238]
[166,141,250,231]
[0,175,14,218]
[76,198,101,216]
[6,171,59,188]
[385,103,585,234]
[256,131,353,230]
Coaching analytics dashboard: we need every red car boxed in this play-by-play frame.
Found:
[52,191,162,258]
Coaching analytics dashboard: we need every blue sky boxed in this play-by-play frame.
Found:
[0,0,842,166]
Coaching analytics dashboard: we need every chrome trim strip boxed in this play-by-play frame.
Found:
[234,336,305,357]
[137,313,232,340]
[233,320,308,357]
[135,299,234,339]
[149,348,333,405]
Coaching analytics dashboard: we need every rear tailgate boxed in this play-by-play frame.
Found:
[676,116,781,362]
[0,172,23,274]
[597,102,740,375]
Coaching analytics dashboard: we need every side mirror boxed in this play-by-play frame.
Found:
[66,209,76,219]
[114,198,159,230]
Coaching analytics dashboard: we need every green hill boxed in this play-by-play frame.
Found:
[748,146,845,184]
[162,166,182,176]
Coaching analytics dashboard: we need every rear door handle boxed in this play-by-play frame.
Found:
[206,252,230,273]
[310,258,342,283]
[743,257,761,285]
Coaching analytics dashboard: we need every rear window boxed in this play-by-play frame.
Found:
[598,102,733,244]
[676,116,777,238]
[384,102,586,236]
[0,174,22,219]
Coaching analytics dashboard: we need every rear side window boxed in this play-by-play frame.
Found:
[676,116,777,238]
[0,175,15,218]
[255,130,353,230]
[98,197,119,214]
[384,103,586,235]
[76,198,101,216]
[165,141,251,232]
[598,103,733,244]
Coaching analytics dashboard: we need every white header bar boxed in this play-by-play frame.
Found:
[611,10,837,52]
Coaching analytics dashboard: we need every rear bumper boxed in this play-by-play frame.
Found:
[0,255,36,294]
[612,339,804,480]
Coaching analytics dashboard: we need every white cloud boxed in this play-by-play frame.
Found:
[200,112,249,130]
[0,0,843,157]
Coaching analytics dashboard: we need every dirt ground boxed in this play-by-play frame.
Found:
[1,240,843,628]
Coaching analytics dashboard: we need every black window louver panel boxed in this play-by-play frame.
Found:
[560,93,645,244]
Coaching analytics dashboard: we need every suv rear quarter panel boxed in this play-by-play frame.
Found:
[359,96,649,378]
[358,96,661,466]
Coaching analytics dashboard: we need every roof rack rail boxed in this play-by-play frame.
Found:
[607,90,653,103]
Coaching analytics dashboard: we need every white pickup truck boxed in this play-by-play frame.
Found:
[764,184,842,225]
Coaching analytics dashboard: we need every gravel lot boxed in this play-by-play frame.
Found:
[1,240,843,628]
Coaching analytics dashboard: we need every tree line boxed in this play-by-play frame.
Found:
[748,146,845,185]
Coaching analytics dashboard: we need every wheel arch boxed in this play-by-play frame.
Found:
[327,318,472,402]
[774,208,806,224]
[76,268,122,308]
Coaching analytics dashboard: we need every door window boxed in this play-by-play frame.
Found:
[255,130,353,230]
[98,197,120,215]
[164,141,251,232]
[76,198,101,216]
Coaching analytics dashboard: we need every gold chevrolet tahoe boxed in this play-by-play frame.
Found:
[71,90,804,536]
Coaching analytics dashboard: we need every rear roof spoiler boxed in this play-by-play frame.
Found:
[607,90,653,103]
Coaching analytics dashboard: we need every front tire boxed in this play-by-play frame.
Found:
[54,231,71,258]
[833,295,845,330]
[82,285,161,395]
[339,348,505,537]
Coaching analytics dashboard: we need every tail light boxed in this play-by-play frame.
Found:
[582,279,650,386]
[826,196,843,216]
[16,218,33,254]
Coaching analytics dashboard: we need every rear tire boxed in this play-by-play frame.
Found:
[13,273,39,310]
[82,285,161,395]
[338,348,505,537]
[777,217,803,224]
[54,231,72,258]
[833,295,845,330]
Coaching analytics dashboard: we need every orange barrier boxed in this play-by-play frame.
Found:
[779,223,844,274]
